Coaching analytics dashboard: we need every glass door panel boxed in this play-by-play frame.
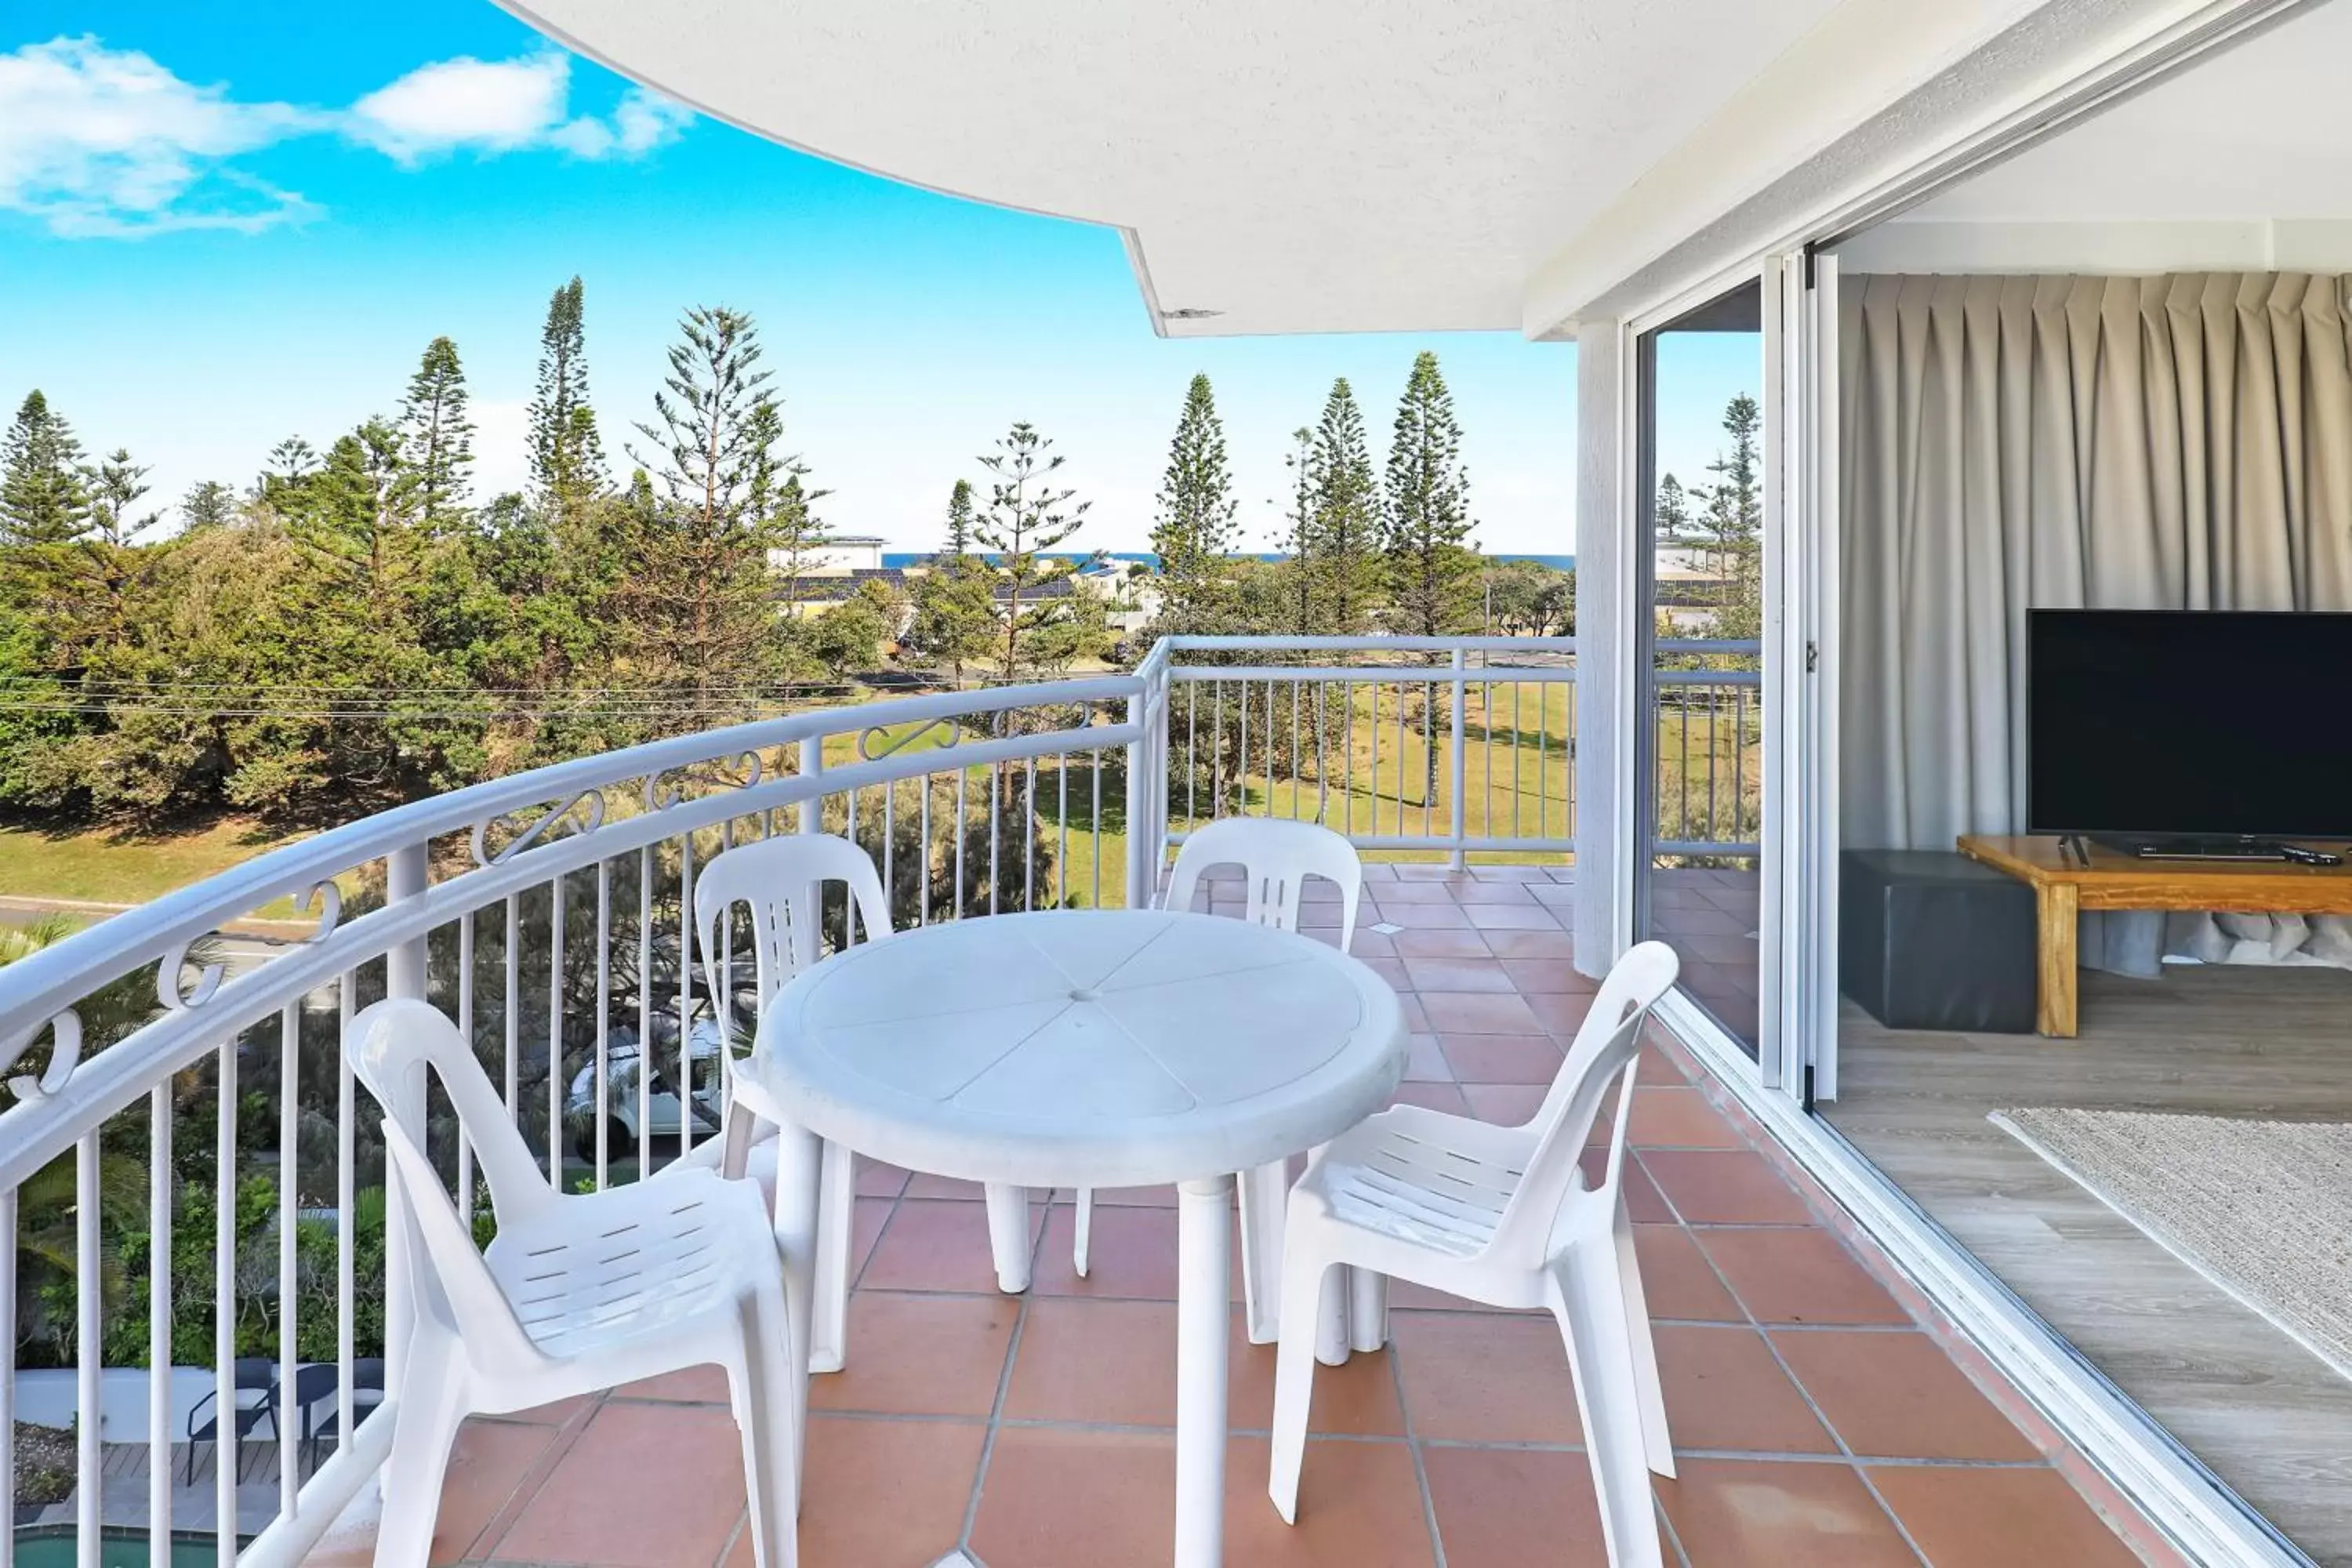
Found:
[1634,282,1768,1058]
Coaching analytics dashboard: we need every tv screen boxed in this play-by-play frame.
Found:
[2028,609,2352,840]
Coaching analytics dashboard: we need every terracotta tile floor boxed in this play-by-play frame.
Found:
[310,863,2169,1568]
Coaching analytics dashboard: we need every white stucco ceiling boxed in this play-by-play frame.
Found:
[499,0,1853,336]
[1897,0,2352,222]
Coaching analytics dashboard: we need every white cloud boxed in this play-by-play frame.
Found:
[347,53,691,165]
[0,37,321,236]
[0,38,696,238]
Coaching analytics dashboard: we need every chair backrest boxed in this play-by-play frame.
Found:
[1482,941,1679,1268]
[346,997,549,1226]
[345,1000,550,1371]
[1163,818,1363,952]
[694,833,895,1045]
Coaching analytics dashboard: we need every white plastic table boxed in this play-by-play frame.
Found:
[743,908,1407,1568]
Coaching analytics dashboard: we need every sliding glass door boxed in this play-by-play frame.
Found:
[1632,281,1769,1059]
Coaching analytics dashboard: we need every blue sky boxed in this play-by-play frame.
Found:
[0,3,1759,557]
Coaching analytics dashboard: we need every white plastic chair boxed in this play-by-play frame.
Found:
[1069,817,1364,1341]
[1266,941,1682,1568]
[695,833,1037,1373]
[346,999,800,1568]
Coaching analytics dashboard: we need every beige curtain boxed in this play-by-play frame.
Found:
[1841,272,2352,853]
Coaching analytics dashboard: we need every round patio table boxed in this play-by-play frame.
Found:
[744,908,1406,1568]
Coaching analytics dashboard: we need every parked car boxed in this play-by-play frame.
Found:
[563,1015,730,1163]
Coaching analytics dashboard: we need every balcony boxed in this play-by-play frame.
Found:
[0,637,2160,1567]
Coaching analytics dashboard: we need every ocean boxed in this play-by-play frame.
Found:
[881,550,1575,571]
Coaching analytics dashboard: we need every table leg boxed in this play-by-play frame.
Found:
[810,1139,855,1373]
[1175,1175,1233,1568]
[2037,884,2079,1038]
[983,1183,1034,1294]
[770,1118,823,1516]
[1237,1160,1288,1345]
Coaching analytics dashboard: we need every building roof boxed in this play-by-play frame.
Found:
[780,567,912,603]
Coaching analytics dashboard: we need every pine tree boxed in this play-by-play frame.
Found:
[528,277,605,528]
[1692,394,1763,641]
[1,391,91,546]
[84,449,157,547]
[1275,427,1318,635]
[1308,378,1381,633]
[1382,351,1479,637]
[307,418,409,593]
[910,480,991,687]
[180,479,237,531]
[1655,473,1692,540]
[973,421,1091,682]
[1148,372,1239,622]
[942,477,977,558]
[624,306,795,707]
[74,448,158,643]
[744,397,832,623]
[396,336,475,531]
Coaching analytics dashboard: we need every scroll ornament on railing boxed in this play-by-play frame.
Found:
[641,749,767,814]
[470,786,610,866]
[988,702,1099,741]
[156,937,227,1012]
[2,1008,82,1107]
[859,716,961,761]
[0,875,345,1108]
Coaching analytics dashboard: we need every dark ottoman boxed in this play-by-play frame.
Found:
[1840,850,2036,1033]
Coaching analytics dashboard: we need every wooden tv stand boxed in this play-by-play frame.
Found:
[1955,834,2352,1036]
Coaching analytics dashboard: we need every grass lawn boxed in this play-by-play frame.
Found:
[0,815,314,909]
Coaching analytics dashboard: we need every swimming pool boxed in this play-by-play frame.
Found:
[12,1530,226,1566]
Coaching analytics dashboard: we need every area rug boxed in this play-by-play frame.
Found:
[1990,1107,2352,1383]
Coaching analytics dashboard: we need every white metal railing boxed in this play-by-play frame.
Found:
[1143,635,1578,869]
[2,630,1773,1563]
[1650,639,1762,860]
[0,673,1143,1568]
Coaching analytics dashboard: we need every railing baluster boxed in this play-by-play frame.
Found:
[1185,679,1198,830]
[637,848,652,1177]
[1238,674,1250,818]
[1058,743,1071,908]
[75,1129,99,1568]
[1291,677,1302,821]
[1345,681,1364,841]
[1024,755,1038,911]
[955,764,970,920]
[457,909,476,1223]
[989,761,1002,916]
[549,870,566,1192]
[215,1037,238,1566]
[884,773,898,922]
[336,975,355,1458]
[919,766,934,927]
[596,859,612,1189]
[0,1189,13,1568]
[1315,680,1328,829]
[1091,742,1104,907]
[1424,673,1436,844]
[146,1083,170,1568]
[1706,681,1722,847]
[678,831,696,1163]
[1734,685,1749,848]
[278,1000,299,1516]
[504,895,521,1158]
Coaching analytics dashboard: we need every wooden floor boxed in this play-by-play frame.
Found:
[1824,964,2352,1567]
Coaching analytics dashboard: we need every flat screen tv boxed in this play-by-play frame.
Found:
[2028,609,2352,843]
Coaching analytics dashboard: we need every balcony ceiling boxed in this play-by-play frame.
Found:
[499,0,1852,337]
